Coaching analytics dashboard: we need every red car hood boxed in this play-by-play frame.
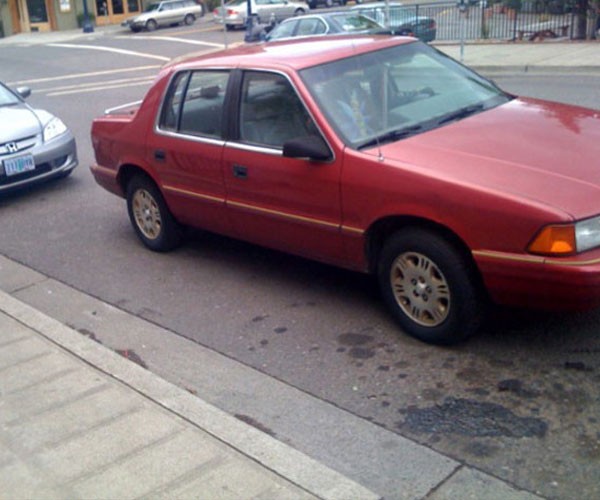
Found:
[378,97,600,220]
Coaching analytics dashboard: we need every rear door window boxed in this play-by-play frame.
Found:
[159,70,230,139]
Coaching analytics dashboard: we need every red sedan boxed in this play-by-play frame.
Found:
[90,36,600,345]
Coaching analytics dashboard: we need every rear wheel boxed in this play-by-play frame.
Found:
[184,13,195,25]
[145,19,158,31]
[377,229,483,345]
[294,8,305,15]
[126,175,182,252]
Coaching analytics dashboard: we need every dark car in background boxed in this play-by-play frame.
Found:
[352,2,436,42]
[265,11,389,40]
[307,0,346,9]
[0,82,77,194]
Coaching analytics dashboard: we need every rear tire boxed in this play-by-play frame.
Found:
[377,229,483,345]
[184,13,195,25]
[126,175,182,252]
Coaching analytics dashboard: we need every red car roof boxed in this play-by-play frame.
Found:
[167,35,415,73]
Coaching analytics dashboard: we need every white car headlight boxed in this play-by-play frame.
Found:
[43,117,68,142]
[576,215,600,253]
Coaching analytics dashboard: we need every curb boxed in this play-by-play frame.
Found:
[0,289,380,500]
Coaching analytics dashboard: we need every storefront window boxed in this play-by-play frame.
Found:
[26,0,48,22]
[128,0,140,12]
[113,0,124,14]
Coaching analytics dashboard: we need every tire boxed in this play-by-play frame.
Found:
[225,24,235,31]
[377,229,483,345]
[126,175,182,252]
[145,19,158,31]
[294,8,305,15]
[184,13,195,25]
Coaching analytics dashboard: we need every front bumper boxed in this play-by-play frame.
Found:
[474,248,600,311]
[0,132,78,194]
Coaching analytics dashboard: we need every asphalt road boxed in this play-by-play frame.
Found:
[1,21,600,499]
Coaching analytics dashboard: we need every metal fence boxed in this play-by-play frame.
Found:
[403,1,577,41]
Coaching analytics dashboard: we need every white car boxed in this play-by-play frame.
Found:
[123,0,205,32]
[213,0,308,30]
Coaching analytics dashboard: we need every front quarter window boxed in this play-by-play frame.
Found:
[300,42,510,149]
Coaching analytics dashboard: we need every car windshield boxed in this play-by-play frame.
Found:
[0,84,20,107]
[226,0,247,5]
[331,13,383,31]
[144,2,161,12]
[300,41,511,149]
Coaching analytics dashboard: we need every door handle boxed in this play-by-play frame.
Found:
[154,149,166,161]
[233,164,248,179]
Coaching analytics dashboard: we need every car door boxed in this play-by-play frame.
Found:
[146,69,232,235]
[223,70,345,266]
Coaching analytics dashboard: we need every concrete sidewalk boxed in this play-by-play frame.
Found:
[0,289,379,500]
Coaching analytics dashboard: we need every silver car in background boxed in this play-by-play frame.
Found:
[123,0,205,32]
[213,0,307,30]
[0,82,77,194]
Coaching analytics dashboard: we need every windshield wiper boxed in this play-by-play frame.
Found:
[358,125,423,150]
[437,104,485,126]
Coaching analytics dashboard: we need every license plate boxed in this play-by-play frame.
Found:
[3,154,35,177]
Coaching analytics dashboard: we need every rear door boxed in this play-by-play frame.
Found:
[146,69,232,234]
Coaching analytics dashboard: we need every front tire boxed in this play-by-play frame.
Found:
[145,19,158,31]
[126,175,182,252]
[377,229,483,345]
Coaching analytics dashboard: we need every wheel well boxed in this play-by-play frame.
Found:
[366,216,479,280]
[117,165,153,194]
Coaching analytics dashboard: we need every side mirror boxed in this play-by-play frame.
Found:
[283,135,332,162]
[15,86,31,99]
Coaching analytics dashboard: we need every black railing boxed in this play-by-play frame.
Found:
[401,1,578,41]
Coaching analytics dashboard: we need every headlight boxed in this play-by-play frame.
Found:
[528,215,600,255]
[43,117,68,142]
[575,216,600,253]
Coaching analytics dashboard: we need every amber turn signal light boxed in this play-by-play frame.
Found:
[528,225,576,255]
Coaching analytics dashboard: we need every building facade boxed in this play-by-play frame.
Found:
[0,0,142,36]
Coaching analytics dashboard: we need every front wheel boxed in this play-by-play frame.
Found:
[377,229,483,345]
[126,175,182,252]
[294,8,305,15]
[145,19,158,31]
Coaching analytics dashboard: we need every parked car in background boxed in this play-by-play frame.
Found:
[1,82,77,194]
[213,0,307,30]
[122,0,205,32]
[306,0,346,9]
[91,36,600,345]
[265,11,389,40]
[352,2,436,42]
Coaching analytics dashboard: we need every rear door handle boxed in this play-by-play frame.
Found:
[154,149,166,161]
[233,164,248,179]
